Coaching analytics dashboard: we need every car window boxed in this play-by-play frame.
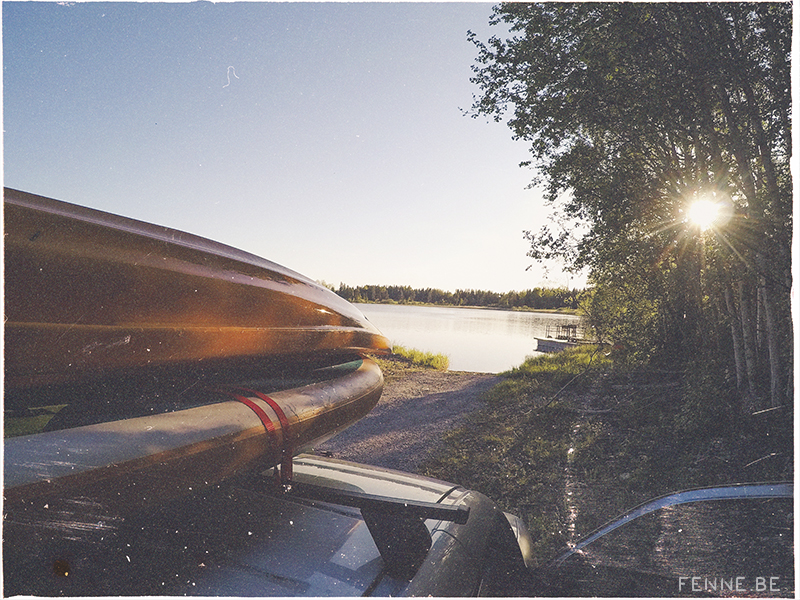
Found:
[542,498,793,597]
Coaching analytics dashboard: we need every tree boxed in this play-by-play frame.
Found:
[469,3,792,407]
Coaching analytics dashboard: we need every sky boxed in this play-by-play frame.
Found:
[3,1,586,293]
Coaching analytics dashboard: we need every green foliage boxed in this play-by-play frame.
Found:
[470,3,792,404]
[675,360,740,439]
[580,275,662,365]
[391,345,449,371]
[508,344,610,379]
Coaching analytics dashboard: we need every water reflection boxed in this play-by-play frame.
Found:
[356,304,582,373]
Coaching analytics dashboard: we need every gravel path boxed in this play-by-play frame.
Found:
[316,369,501,473]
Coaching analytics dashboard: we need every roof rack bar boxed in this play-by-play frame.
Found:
[288,481,470,524]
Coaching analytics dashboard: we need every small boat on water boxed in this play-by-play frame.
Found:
[535,322,588,353]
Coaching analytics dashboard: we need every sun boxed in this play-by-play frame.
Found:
[687,198,722,230]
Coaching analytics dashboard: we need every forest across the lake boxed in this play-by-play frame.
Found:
[332,283,582,311]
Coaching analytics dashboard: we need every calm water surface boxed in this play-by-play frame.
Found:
[356,304,582,373]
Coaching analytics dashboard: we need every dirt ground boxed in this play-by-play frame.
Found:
[316,363,500,473]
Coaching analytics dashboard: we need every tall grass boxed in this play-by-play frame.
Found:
[486,344,609,404]
[391,344,450,370]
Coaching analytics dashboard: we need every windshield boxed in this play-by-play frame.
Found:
[541,496,793,597]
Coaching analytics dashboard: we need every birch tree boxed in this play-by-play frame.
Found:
[469,3,792,407]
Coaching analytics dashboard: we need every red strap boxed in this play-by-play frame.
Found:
[228,388,293,485]
[242,388,293,483]
[241,390,289,433]
[222,391,277,435]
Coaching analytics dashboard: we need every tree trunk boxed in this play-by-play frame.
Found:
[756,285,765,355]
[738,279,759,404]
[758,270,784,408]
[724,285,746,392]
[714,85,762,214]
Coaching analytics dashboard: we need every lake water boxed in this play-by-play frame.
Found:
[356,303,583,374]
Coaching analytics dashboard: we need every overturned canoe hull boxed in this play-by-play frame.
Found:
[4,188,391,389]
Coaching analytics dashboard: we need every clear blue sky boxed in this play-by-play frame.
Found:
[3,1,585,293]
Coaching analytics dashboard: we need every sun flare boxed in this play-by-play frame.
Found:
[687,198,722,230]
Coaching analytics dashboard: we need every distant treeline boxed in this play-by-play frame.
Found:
[334,283,581,310]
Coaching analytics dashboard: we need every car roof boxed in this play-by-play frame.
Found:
[4,454,513,597]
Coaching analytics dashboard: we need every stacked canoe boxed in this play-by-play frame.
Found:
[4,188,391,510]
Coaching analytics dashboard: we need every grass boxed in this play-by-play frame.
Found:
[485,344,609,404]
[420,345,608,563]
[388,344,450,371]
[419,346,793,567]
[4,404,66,437]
